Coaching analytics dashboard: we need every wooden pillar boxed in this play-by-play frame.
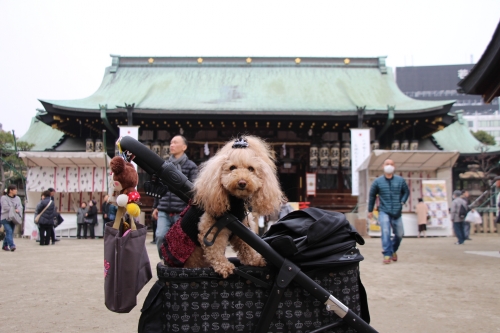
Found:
[481,213,487,233]
[489,211,495,233]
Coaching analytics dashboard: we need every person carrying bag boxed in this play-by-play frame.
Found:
[8,205,23,225]
[35,200,52,224]
[104,205,152,313]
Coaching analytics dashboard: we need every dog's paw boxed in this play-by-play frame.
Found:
[240,254,266,267]
[254,256,267,267]
[250,255,266,267]
[213,262,235,279]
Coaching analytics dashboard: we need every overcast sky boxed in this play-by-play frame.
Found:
[1,0,499,137]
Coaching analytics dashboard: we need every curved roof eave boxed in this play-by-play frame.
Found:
[39,56,455,116]
[40,101,455,117]
[432,120,500,154]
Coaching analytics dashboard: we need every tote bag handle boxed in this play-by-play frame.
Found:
[111,206,137,231]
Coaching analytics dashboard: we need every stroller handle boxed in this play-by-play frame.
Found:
[120,136,194,203]
[119,135,379,333]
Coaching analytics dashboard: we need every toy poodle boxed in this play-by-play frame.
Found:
[183,135,284,278]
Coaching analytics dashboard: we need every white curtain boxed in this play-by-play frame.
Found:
[26,166,110,193]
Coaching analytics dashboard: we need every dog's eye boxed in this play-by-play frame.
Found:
[248,166,254,172]
[229,165,237,171]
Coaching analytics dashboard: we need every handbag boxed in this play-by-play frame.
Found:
[55,213,64,226]
[0,224,5,241]
[8,206,23,225]
[465,210,482,224]
[104,206,152,313]
[34,200,52,224]
[83,217,93,224]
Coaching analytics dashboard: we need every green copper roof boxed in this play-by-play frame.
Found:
[40,56,453,116]
[432,116,500,154]
[19,117,64,151]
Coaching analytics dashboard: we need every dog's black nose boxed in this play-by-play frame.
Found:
[238,180,247,189]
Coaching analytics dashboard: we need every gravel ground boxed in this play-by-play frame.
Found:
[0,233,499,333]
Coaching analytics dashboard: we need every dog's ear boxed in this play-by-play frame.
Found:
[192,154,230,216]
[250,159,283,216]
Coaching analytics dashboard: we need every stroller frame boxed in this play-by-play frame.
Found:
[120,136,378,333]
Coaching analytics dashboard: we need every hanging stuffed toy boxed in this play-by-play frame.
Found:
[109,138,141,233]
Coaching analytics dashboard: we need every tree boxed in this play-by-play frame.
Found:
[471,130,497,146]
[0,130,34,193]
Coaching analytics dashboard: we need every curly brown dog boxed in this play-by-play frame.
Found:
[183,136,284,278]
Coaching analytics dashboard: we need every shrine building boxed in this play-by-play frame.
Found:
[35,55,455,212]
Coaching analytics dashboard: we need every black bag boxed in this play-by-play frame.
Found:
[262,208,365,268]
[54,214,64,227]
[105,207,152,313]
[459,204,468,220]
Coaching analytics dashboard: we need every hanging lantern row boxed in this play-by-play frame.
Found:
[86,138,104,153]
[309,142,351,169]
[391,139,419,151]
[148,141,170,159]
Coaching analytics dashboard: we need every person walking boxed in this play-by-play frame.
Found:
[1,185,23,251]
[415,198,429,238]
[35,190,56,246]
[461,190,473,240]
[84,199,98,239]
[76,201,88,239]
[450,190,467,245]
[152,135,198,259]
[368,159,409,264]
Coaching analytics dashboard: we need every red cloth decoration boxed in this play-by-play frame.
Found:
[162,221,196,267]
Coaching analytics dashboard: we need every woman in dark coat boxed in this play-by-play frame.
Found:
[84,199,98,239]
[35,190,56,246]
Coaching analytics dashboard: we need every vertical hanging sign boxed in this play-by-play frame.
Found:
[118,126,140,170]
[350,128,371,196]
[306,173,316,197]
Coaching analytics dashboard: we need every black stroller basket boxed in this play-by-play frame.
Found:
[120,136,378,333]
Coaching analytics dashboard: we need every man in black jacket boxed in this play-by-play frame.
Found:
[152,135,197,259]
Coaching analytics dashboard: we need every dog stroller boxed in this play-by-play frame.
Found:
[120,136,378,333]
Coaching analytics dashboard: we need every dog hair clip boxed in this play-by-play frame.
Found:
[232,137,249,149]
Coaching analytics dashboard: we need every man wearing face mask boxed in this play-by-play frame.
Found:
[368,159,409,264]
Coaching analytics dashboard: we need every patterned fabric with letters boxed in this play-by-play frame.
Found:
[158,263,363,333]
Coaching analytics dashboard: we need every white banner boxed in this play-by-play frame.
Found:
[118,126,140,170]
[119,126,139,141]
[350,129,371,196]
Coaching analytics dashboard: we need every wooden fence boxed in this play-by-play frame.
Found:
[472,209,499,234]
